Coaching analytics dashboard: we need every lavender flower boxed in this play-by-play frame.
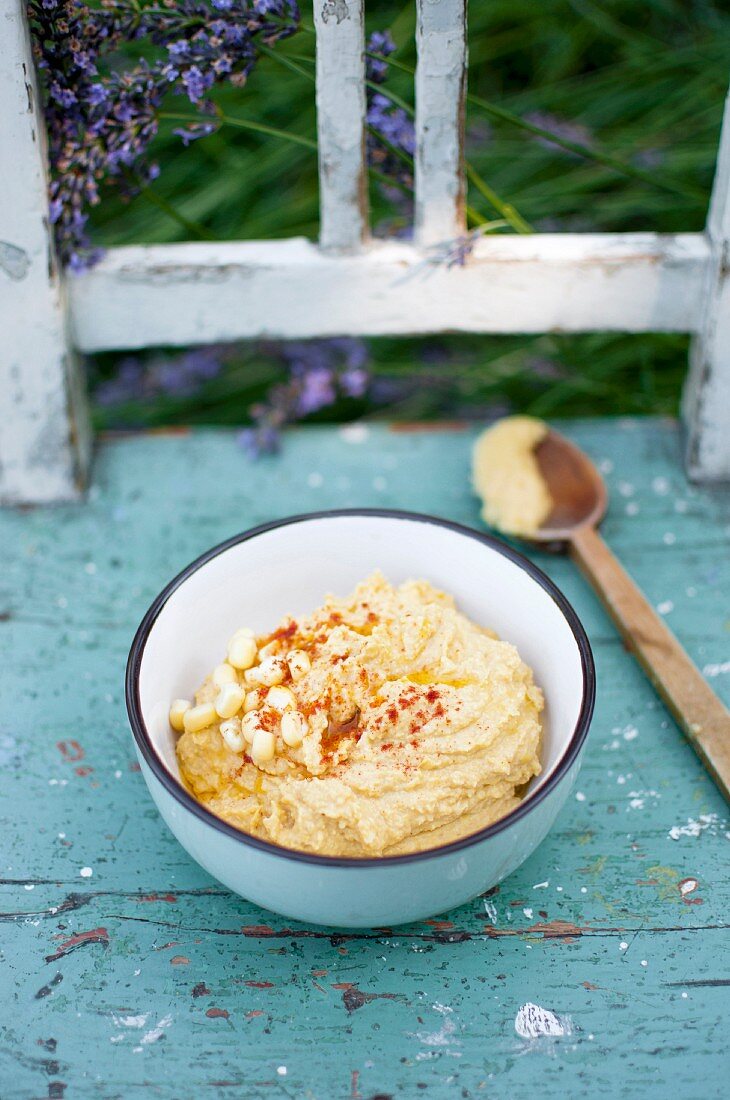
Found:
[28,0,300,270]
[31,7,409,268]
[365,31,393,82]
[94,345,228,407]
[296,367,336,415]
[95,337,372,454]
[340,367,368,398]
[173,121,218,145]
[237,423,280,458]
[239,338,371,457]
[365,29,415,215]
[181,65,215,104]
[368,93,415,156]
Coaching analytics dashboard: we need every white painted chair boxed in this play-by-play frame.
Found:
[1,0,728,504]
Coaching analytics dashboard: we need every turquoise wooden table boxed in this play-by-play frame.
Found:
[2,418,729,1098]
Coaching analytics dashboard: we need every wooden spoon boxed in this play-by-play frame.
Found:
[531,428,730,802]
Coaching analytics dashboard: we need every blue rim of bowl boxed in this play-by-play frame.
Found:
[126,508,595,867]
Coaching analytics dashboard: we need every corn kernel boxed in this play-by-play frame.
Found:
[214,683,244,719]
[258,640,279,660]
[243,689,264,713]
[241,710,263,744]
[256,656,286,686]
[251,728,276,766]
[281,710,307,748]
[183,702,217,733]
[169,699,191,732]
[220,718,244,753]
[266,685,296,712]
[287,649,311,681]
[227,633,258,670]
[212,662,237,688]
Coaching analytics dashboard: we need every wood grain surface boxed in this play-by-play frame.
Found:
[570,524,730,800]
[1,419,728,1098]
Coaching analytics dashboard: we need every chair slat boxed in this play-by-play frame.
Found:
[68,234,709,350]
[314,0,368,251]
[683,90,730,481]
[414,0,468,248]
[0,0,90,503]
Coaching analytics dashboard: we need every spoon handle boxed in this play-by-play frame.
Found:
[570,524,730,802]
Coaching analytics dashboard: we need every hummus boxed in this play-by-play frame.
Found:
[473,415,553,536]
[174,572,543,857]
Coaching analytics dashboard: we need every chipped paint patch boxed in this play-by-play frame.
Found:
[45,927,109,963]
[529,920,584,942]
[112,1014,148,1029]
[0,242,30,280]
[515,1003,573,1039]
[140,1015,173,1045]
[411,1005,461,1056]
[627,789,660,811]
[669,813,730,841]
[483,898,498,922]
[57,740,84,762]
[702,660,730,678]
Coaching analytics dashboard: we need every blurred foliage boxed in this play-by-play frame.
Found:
[88,0,729,429]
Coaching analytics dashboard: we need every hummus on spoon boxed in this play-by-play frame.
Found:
[472,415,553,536]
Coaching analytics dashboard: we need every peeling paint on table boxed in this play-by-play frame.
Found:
[1,418,729,1098]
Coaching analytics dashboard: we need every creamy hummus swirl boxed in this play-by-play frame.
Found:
[176,572,543,857]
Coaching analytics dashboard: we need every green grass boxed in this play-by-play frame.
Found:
[87,0,729,430]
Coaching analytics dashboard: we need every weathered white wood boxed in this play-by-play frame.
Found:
[313,0,368,251]
[6,0,728,498]
[69,233,709,350]
[414,0,467,247]
[683,90,730,482]
[0,0,90,504]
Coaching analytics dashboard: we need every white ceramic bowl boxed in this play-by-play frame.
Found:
[126,510,594,927]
